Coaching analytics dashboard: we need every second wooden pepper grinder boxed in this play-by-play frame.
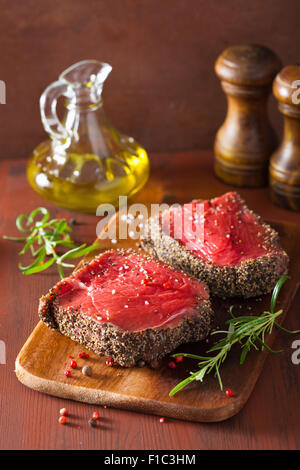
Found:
[214,44,281,187]
[269,65,300,211]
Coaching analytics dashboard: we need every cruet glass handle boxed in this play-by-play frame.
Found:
[40,80,75,142]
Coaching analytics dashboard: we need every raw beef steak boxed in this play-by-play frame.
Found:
[141,192,289,298]
[39,249,213,366]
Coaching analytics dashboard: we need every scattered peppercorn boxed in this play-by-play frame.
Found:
[82,365,92,377]
[78,352,85,358]
[59,408,68,416]
[70,360,77,369]
[92,411,100,420]
[88,418,97,428]
[225,388,234,397]
[64,370,71,378]
[159,417,165,423]
[58,416,67,425]
[175,356,183,363]
[84,353,90,359]
[105,357,114,367]
[168,361,176,369]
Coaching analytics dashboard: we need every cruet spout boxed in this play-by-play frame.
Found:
[60,60,112,101]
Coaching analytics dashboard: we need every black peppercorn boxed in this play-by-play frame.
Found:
[82,365,92,377]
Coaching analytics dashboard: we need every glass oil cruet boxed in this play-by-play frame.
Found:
[27,60,150,213]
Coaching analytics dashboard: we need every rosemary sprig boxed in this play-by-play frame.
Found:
[169,275,300,396]
[3,207,99,279]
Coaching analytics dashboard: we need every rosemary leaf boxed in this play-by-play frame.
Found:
[169,276,298,396]
[3,208,100,279]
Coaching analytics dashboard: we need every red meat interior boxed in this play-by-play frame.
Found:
[163,192,280,267]
[57,251,209,331]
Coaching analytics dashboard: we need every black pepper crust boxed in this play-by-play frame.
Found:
[38,249,213,367]
[140,195,289,298]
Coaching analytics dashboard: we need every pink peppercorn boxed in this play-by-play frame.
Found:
[106,357,114,367]
[168,361,176,369]
[59,408,68,416]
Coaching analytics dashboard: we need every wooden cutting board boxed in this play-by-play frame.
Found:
[15,216,300,423]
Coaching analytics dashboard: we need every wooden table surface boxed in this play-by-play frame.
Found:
[0,151,299,450]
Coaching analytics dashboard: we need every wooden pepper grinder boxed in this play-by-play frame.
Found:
[269,65,300,211]
[214,44,281,187]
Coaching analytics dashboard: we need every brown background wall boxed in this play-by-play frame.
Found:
[0,0,299,159]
